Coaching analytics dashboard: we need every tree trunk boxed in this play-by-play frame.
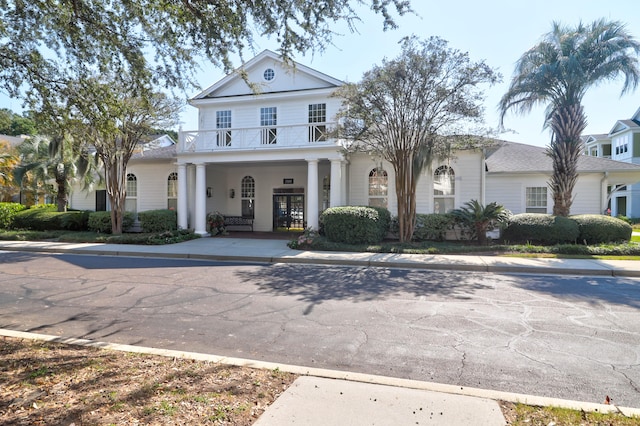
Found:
[103,154,128,234]
[394,157,417,243]
[548,103,586,217]
[475,222,488,245]
[54,165,67,212]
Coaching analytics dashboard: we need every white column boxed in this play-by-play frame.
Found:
[330,159,342,207]
[306,159,319,230]
[177,163,188,229]
[194,163,208,235]
[340,161,348,205]
[187,164,196,228]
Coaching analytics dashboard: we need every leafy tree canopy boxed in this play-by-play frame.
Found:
[335,36,500,242]
[0,108,38,136]
[0,0,411,106]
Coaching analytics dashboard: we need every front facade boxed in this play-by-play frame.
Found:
[174,50,487,234]
[69,52,640,231]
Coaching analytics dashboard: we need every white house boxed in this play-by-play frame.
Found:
[69,51,640,231]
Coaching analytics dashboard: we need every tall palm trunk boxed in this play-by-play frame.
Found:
[548,103,587,216]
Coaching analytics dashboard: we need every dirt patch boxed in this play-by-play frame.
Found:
[0,337,296,425]
[2,337,638,425]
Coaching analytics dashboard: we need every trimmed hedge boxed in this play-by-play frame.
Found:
[321,206,391,244]
[138,209,177,233]
[571,214,632,244]
[12,207,61,231]
[88,211,134,233]
[0,202,27,229]
[502,213,579,244]
[391,213,454,241]
[59,211,90,231]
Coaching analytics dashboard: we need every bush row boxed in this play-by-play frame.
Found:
[320,208,631,246]
[502,213,631,244]
[1,204,177,234]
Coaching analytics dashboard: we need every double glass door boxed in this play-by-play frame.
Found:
[273,192,305,231]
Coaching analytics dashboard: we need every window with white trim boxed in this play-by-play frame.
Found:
[433,166,454,213]
[125,173,137,215]
[241,176,255,218]
[526,187,547,213]
[260,107,277,144]
[167,172,178,210]
[368,168,388,208]
[309,103,327,142]
[216,110,232,146]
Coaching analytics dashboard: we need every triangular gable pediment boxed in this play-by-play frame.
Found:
[631,106,640,123]
[192,50,344,100]
[609,120,634,136]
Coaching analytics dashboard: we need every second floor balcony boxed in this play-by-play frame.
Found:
[179,122,338,153]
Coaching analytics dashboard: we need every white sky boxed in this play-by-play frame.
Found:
[2,1,639,147]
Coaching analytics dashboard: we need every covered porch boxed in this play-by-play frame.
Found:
[175,155,348,235]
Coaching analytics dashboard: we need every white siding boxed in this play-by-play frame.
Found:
[486,172,605,215]
[69,184,100,211]
[214,58,337,98]
[126,163,177,212]
[198,96,342,132]
[348,151,483,216]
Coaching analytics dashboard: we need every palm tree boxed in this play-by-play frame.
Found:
[451,200,508,245]
[14,135,100,211]
[499,19,640,216]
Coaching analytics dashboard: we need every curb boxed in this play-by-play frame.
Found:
[3,243,640,277]
[2,329,638,417]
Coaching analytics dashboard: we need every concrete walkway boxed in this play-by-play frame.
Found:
[1,236,640,277]
[3,236,640,425]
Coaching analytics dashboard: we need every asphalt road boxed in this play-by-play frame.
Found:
[1,250,639,407]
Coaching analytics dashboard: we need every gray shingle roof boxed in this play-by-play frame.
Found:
[485,140,640,173]
[130,144,176,161]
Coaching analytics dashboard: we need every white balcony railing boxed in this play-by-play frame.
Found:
[179,123,336,153]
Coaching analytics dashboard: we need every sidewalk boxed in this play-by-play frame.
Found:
[1,236,640,277]
[2,237,640,425]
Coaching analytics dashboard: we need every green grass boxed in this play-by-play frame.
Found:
[0,229,200,245]
[509,403,640,425]
[299,235,640,258]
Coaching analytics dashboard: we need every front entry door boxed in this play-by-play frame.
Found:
[273,192,305,231]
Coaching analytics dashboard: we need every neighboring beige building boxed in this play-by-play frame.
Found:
[584,107,640,217]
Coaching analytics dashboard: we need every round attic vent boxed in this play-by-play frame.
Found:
[263,68,275,81]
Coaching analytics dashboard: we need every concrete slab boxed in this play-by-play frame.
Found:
[254,376,506,426]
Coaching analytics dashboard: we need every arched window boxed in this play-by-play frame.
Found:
[125,173,137,215]
[433,166,454,213]
[241,176,255,218]
[368,168,388,208]
[167,172,178,210]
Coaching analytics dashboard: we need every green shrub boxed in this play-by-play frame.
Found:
[12,208,62,231]
[502,213,579,245]
[412,214,454,241]
[88,211,134,233]
[0,203,27,228]
[321,206,391,244]
[138,209,177,233]
[59,211,90,231]
[29,203,57,210]
[571,214,632,244]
